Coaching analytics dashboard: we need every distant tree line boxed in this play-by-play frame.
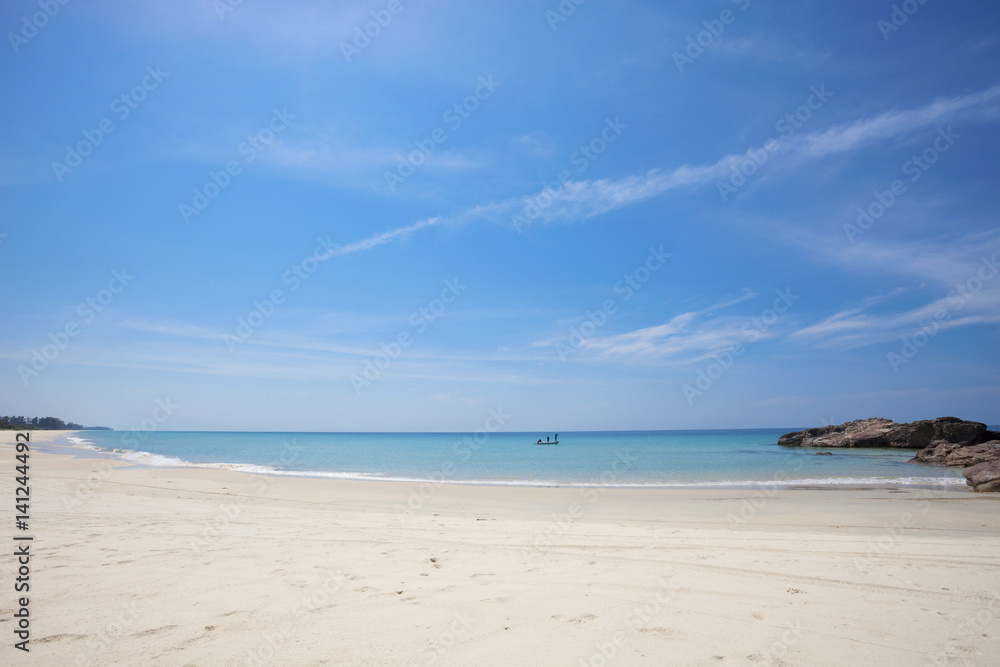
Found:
[0,416,111,431]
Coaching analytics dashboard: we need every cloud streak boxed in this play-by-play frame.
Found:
[323,85,1000,258]
[790,233,1000,349]
[319,217,442,258]
[544,289,764,365]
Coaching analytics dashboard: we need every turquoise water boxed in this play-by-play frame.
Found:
[53,429,971,488]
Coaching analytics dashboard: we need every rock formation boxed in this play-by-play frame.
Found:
[963,461,1000,493]
[777,417,1000,492]
[776,417,993,449]
[912,440,1000,467]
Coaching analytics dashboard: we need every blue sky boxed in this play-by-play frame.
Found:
[1,0,999,432]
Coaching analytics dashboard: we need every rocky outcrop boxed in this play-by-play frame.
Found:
[777,417,1000,492]
[912,440,1000,467]
[963,461,1000,493]
[776,417,995,450]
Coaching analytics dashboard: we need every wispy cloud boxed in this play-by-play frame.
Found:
[539,289,763,365]
[323,85,1000,258]
[319,217,442,258]
[116,319,222,340]
[791,232,1000,348]
[795,85,1000,159]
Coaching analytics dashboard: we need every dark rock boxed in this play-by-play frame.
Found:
[777,418,896,448]
[778,417,994,450]
[914,440,1000,467]
[964,461,1000,493]
[779,418,1000,492]
[911,440,963,464]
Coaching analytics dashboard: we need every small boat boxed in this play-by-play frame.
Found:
[534,435,559,445]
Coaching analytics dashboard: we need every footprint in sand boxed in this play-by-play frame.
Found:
[34,634,88,643]
[132,625,179,637]
[637,627,678,637]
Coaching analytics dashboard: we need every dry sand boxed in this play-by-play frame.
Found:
[3,430,999,666]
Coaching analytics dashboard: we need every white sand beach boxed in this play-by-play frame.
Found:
[3,431,1000,666]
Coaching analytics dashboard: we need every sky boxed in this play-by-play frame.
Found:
[1,0,999,432]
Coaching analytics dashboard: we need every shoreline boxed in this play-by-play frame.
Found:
[46,429,970,492]
[2,430,1000,664]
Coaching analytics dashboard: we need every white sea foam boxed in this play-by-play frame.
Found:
[57,438,968,489]
[65,436,100,450]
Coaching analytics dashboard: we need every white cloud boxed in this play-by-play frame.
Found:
[790,233,1000,348]
[547,290,763,365]
[795,85,1000,159]
[323,85,1000,258]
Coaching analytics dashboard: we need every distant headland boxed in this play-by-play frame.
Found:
[0,415,112,431]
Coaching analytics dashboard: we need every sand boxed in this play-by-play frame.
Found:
[3,430,999,666]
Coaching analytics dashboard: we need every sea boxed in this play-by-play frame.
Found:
[43,427,989,489]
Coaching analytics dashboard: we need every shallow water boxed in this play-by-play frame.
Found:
[50,429,973,489]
